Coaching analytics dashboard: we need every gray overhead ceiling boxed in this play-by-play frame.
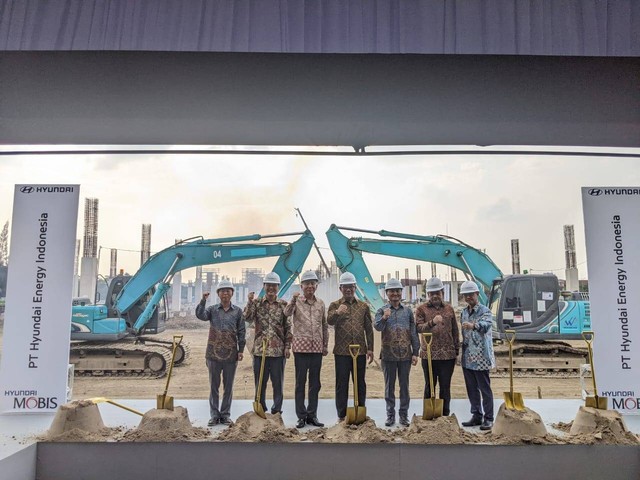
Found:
[1,1,638,148]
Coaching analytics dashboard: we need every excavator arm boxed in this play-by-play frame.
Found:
[326,225,502,309]
[116,230,315,334]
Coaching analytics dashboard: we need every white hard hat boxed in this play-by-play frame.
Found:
[385,278,403,291]
[460,280,480,294]
[300,270,319,283]
[263,272,281,285]
[339,271,357,285]
[216,279,235,292]
[425,277,444,293]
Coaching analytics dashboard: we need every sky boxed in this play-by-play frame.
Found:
[1,146,639,284]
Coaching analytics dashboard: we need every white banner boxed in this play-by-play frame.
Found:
[582,187,640,414]
[0,185,80,413]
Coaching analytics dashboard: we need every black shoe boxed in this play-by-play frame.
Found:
[399,416,410,427]
[296,418,306,429]
[207,418,219,427]
[338,417,345,423]
[480,420,493,431]
[461,416,483,427]
[271,410,283,415]
[385,416,395,427]
[306,416,324,427]
[219,417,232,425]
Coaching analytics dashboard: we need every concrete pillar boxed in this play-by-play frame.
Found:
[206,272,213,299]
[565,268,579,292]
[187,281,193,305]
[195,266,203,302]
[171,271,182,313]
[79,257,98,302]
[450,281,459,308]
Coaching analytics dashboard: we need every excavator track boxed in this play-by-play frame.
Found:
[69,341,173,378]
[136,335,191,366]
[491,341,588,378]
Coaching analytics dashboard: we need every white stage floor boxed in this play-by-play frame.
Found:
[2,398,639,462]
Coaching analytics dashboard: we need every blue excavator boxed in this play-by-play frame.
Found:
[326,225,589,375]
[70,230,315,377]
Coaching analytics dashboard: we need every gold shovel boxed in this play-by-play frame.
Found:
[503,330,525,411]
[346,344,367,425]
[253,338,268,419]
[156,335,183,410]
[90,397,143,416]
[422,333,444,420]
[583,331,607,410]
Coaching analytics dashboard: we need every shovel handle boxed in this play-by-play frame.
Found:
[582,331,599,399]
[505,330,516,395]
[162,335,184,396]
[256,338,268,404]
[349,344,361,408]
[421,333,436,399]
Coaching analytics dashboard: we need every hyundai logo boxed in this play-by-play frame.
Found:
[588,188,603,196]
[20,186,34,193]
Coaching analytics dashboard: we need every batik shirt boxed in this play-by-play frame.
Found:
[327,298,374,356]
[284,295,328,354]
[244,297,292,357]
[415,301,460,361]
[196,301,246,363]
[460,303,495,371]
[374,303,420,362]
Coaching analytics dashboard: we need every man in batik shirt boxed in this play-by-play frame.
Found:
[244,271,292,415]
[196,279,246,426]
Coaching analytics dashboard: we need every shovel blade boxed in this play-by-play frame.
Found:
[422,398,444,420]
[253,401,267,419]
[585,396,608,410]
[156,394,174,411]
[504,392,526,411]
[346,406,366,425]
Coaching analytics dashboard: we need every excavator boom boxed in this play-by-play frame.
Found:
[70,230,315,378]
[326,224,590,377]
[326,224,501,308]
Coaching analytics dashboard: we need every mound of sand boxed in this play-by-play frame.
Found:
[121,407,210,442]
[492,404,547,438]
[46,400,105,437]
[566,407,640,445]
[41,400,124,442]
[313,418,393,444]
[395,414,476,444]
[216,412,299,443]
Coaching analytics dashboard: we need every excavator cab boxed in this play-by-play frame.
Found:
[491,274,589,341]
[106,274,167,334]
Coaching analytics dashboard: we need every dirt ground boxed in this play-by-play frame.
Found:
[61,316,582,401]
